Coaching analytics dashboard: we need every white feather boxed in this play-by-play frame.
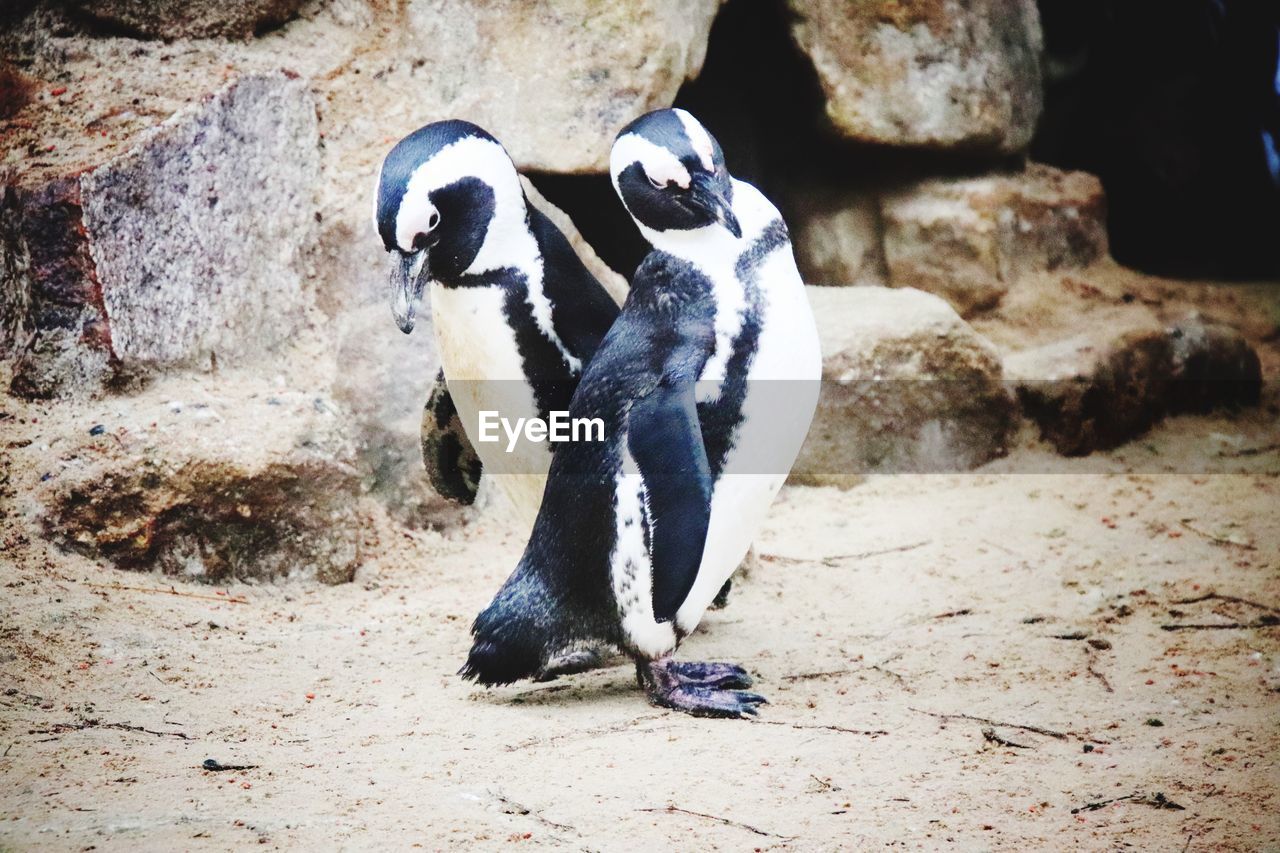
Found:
[610,442,679,659]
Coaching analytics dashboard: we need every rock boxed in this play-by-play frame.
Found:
[882,164,1109,316]
[26,378,365,584]
[1005,317,1262,456]
[328,296,453,524]
[788,0,1043,153]
[792,286,1015,486]
[1168,319,1263,415]
[374,0,721,173]
[71,0,305,40]
[0,62,37,119]
[789,187,888,287]
[3,71,320,398]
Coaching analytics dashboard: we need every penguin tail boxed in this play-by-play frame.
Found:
[459,636,541,686]
[458,575,550,686]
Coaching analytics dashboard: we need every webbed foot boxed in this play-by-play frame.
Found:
[640,658,766,719]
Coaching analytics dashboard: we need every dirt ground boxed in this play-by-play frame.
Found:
[2,400,1278,851]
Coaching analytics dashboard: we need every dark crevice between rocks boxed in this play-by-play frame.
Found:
[531,0,1023,279]
[1032,0,1280,279]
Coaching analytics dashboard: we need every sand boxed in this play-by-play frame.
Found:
[2,401,1278,850]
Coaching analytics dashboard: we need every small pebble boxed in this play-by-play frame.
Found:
[88,424,105,436]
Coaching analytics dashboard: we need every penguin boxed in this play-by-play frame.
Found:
[461,109,820,717]
[373,120,620,522]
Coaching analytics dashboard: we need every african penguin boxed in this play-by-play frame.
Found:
[611,108,821,642]
[461,109,819,717]
[373,120,620,524]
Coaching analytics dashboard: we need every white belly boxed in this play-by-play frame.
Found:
[430,282,552,527]
[610,445,679,658]
[675,246,821,634]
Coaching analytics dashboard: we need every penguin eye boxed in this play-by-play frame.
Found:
[647,174,665,190]
[428,211,440,230]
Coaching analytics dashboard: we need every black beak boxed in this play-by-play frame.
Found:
[390,250,429,334]
[688,172,741,238]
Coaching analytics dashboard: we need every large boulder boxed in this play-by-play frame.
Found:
[330,0,722,175]
[787,0,1043,153]
[881,164,1109,316]
[20,377,366,584]
[792,286,1015,486]
[1006,316,1262,456]
[2,71,321,398]
[70,0,305,40]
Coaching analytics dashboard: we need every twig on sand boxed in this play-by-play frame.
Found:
[909,707,1067,739]
[491,791,576,833]
[201,758,258,772]
[760,540,930,567]
[753,719,889,737]
[503,714,666,752]
[782,654,912,691]
[85,582,248,605]
[1086,651,1114,694]
[1071,794,1136,813]
[819,540,931,567]
[1161,617,1279,631]
[1216,442,1280,458]
[30,720,193,740]
[1178,520,1256,550]
[1070,792,1184,814]
[782,668,861,681]
[934,608,972,620]
[639,805,795,840]
[982,727,1031,749]
[1171,592,1280,614]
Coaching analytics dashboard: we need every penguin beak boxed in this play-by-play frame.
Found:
[390,250,429,334]
[688,172,741,239]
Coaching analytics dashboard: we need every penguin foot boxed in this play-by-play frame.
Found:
[641,659,766,719]
[664,660,753,690]
[533,646,614,682]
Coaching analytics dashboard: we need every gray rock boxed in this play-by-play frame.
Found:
[788,0,1043,153]
[789,187,888,287]
[792,286,1015,486]
[71,0,305,40]
[382,0,722,173]
[4,71,321,398]
[1007,316,1262,456]
[27,378,365,584]
[882,164,1109,316]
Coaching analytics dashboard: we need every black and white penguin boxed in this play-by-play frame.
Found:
[373,120,620,519]
[461,109,820,716]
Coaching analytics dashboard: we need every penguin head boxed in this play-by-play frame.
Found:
[374,120,527,333]
[610,108,741,243]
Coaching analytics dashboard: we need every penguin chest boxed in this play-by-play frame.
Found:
[429,283,552,508]
[608,446,678,659]
[674,246,822,634]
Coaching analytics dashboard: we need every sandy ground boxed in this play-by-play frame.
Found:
[2,404,1278,851]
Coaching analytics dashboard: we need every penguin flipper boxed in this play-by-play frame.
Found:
[421,370,483,504]
[627,379,712,623]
